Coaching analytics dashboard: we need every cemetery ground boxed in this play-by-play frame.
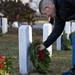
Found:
[0,28,72,75]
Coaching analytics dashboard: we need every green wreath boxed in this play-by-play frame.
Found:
[29,39,51,74]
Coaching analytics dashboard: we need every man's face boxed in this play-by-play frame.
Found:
[41,3,56,17]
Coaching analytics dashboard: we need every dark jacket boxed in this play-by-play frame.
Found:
[43,0,75,48]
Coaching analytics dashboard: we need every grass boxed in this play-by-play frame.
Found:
[0,28,73,75]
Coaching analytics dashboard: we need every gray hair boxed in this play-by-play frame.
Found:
[39,0,54,14]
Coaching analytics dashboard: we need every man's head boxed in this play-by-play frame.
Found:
[39,0,56,17]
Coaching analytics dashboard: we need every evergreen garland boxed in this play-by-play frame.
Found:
[61,32,71,50]
[29,39,51,74]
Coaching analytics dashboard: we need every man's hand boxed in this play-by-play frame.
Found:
[38,44,46,50]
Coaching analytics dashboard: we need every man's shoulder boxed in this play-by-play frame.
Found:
[55,15,65,23]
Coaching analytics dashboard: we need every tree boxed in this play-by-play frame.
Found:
[0,1,36,26]
[61,32,71,50]
[20,3,36,25]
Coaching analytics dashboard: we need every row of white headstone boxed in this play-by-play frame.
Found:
[1,18,75,51]
[19,22,75,74]
[19,24,52,74]
[0,18,75,74]
[1,17,75,36]
[56,22,75,50]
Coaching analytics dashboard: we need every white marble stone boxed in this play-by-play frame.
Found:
[29,26,32,43]
[72,22,75,32]
[56,35,61,50]
[19,25,33,74]
[65,22,71,39]
[20,0,29,4]
[43,23,52,57]
[0,18,1,27]
[12,21,18,28]
[2,18,8,34]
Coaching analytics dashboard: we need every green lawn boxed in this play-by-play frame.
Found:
[0,28,73,75]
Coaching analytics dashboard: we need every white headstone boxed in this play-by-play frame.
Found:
[12,21,18,28]
[2,18,8,34]
[19,25,33,74]
[72,22,75,32]
[0,18,1,27]
[65,22,70,39]
[20,0,29,4]
[29,26,32,43]
[43,23,52,57]
[56,35,61,50]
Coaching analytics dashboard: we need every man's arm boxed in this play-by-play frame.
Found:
[43,19,65,48]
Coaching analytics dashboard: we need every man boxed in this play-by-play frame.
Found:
[38,0,75,75]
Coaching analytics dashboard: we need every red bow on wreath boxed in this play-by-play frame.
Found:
[38,50,43,61]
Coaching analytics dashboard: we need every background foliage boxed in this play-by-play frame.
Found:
[61,32,71,50]
[0,1,36,25]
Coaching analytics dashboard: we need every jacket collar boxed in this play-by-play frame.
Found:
[53,0,58,11]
